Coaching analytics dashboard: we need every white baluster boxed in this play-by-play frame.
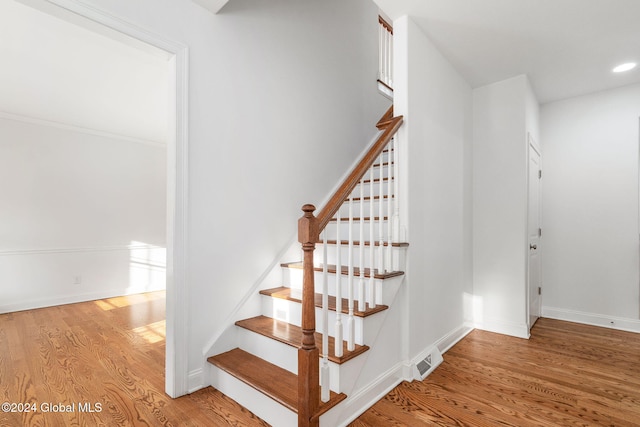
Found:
[392,136,400,244]
[387,143,393,271]
[384,29,390,86]
[334,206,343,357]
[388,29,393,87]
[388,30,393,86]
[378,153,385,273]
[347,193,355,351]
[358,178,366,312]
[321,230,330,402]
[378,23,384,82]
[368,166,376,309]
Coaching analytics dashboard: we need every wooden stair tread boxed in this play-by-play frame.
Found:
[235,316,369,364]
[349,194,394,202]
[361,176,393,184]
[330,215,389,221]
[281,262,405,280]
[320,239,409,248]
[260,286,389,317]
[207,348,346,415]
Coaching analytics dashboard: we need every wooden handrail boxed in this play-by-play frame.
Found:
[378,16,393,34]
[296,106,403,426]
[316,107,403,230]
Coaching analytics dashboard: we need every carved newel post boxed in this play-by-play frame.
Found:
[297,204,320,427]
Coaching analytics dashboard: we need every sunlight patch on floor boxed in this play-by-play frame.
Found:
[132,320,166,344]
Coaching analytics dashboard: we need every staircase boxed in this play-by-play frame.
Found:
[206,107,405,426]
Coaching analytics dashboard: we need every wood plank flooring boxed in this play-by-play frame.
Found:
[351,318,640,426]
[4,295,640,427]
[0,292,268,427]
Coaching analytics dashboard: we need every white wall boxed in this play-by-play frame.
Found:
[394,16,473,361]
[0,117,167,313]
[472,75,539,338]
[541,83,640,330]
[60,0,389,379]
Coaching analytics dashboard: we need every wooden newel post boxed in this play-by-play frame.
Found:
[298,204,320,427]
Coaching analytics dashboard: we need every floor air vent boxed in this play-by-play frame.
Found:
[411,346,443,381]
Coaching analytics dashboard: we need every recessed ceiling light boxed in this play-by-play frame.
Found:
[613,62,637,73]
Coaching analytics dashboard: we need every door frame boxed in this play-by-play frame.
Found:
[24,0,190,398]
[527,133,542,331]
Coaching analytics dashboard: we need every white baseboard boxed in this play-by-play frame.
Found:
[436,323,474,354]
[474,317,530,339]
[188,368,204,394]
[0,285,166,314]
[542,306,640,334]
[328,362,404,427]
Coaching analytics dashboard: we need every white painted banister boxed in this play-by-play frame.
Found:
[358,178,366,312]
[378,154,385,273]
[368,166,376,309]
[334,206,343,358]
[296,107,402,425]
[347,194,355,351]
[320,230,330,403]
[378,16,393,91]
[387,142,394,271]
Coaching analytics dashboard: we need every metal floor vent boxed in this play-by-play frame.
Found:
[416,354,432,376]
[412,346,443,381]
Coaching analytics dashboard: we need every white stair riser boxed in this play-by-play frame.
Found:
[261,295,391,345]
[328,199,392,220]
[314,244,406,271]
[325,219,391,242]
[236,327,364,393]
[359,162,392,179]
[349,179,394,201]
[237,327,298,374]
[208,364,297,427]
[283,268,388,306]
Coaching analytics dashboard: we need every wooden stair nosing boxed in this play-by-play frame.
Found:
[281,262,405,280]
[361,176,393,184]
[260,286,389,318]
[371,161,394,168]
[348,194,394,202]
[235,315,369,364]
[207,348,346,415]
[320,239,409,248]
[330,215,389,222]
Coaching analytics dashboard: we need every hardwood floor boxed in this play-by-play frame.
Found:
[3,296,640,427]
[351,318,640,426]
[0,292,268,427]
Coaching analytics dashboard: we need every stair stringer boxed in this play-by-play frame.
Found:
[319,276,407,426]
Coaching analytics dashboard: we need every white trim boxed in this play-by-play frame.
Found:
[188,368,205,394]
[190,0,230,14]
[0,286,166,314]
[332,362,404,427]
[436,323,474,354]
[475,317,530,339]
[0,244,163,257]
[0,111,166,148]
[37,0,191,398]
[201,231,297,358]
[542,306,640,334]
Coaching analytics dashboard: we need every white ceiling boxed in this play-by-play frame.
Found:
[0,0,169,143]
[373,0,640,104]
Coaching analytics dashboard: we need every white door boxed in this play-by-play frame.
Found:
[528,140,542,330]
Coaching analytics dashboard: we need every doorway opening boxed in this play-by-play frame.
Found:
[9,0,189,398]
